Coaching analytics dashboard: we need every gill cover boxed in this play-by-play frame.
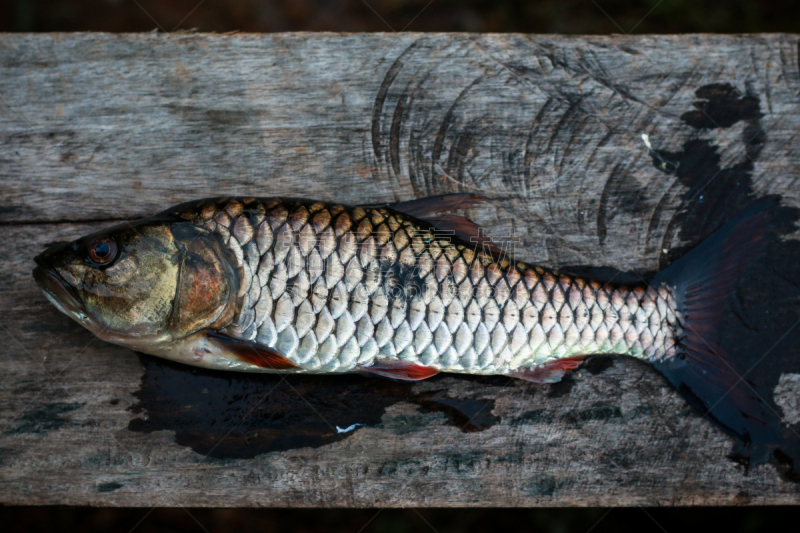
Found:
[168,223,240,337]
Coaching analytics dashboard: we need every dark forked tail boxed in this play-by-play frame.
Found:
[651,201,780,447]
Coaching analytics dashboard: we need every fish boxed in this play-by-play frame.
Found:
[33,194,779,448]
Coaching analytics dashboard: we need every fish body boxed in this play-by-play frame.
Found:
[33,194,777,446]
[164,197,679,376]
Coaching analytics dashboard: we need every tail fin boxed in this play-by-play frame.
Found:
[652,201,779,447]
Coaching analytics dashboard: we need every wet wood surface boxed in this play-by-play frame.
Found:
[2,32,800,506]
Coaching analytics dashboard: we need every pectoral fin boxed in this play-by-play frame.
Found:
[207,330,299,370]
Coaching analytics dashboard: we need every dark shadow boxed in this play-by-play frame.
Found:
[128,355,503,459]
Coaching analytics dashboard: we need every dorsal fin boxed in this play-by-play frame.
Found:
[423,214,503,255]
[506,357,585,383]
[390,193,487,218]
[390,194,503,255]
[207,330,299,370]
[358,360,439,381]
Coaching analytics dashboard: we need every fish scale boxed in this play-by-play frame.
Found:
[173,197,679,374]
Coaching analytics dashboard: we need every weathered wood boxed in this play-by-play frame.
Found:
[1,32,800,506]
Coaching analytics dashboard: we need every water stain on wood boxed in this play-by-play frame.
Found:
[509,409,555,426]
[547,375,575,399]
[524,475,559,497]
[128,356,503,459]
[680,83,763,129]
[583,356,614,375]
[3,402,85,435]
[564,402,623,425]
[409,390,500,432]
[96,482,123,493]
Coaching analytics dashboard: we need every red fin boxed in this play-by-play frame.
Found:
[391,193,487,218]
[207,330,299,370]
[506,357,585,383]
[359,360,439,381]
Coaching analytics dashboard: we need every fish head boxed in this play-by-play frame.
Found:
[33,219,239,352]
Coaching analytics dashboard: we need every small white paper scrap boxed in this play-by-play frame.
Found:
[336,423,364,434]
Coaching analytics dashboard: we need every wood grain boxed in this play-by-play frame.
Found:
[1,32,800,506]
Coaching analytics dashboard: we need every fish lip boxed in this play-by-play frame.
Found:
[32,258,84,314]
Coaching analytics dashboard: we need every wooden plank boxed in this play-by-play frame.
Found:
[1,32,800,506]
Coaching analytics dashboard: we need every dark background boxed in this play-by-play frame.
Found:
[0,506,798,532]
[3,0,800,531]
[2,0,800,34]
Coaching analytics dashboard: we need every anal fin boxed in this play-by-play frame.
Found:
[207,330,299,370]
[506,357,585,383]
[359,360,439,381]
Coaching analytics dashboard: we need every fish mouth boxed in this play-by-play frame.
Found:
[33,256,85,319]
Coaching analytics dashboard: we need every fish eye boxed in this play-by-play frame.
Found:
[88,237,117,265]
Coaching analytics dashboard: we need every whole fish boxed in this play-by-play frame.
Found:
[33,194,776,445]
